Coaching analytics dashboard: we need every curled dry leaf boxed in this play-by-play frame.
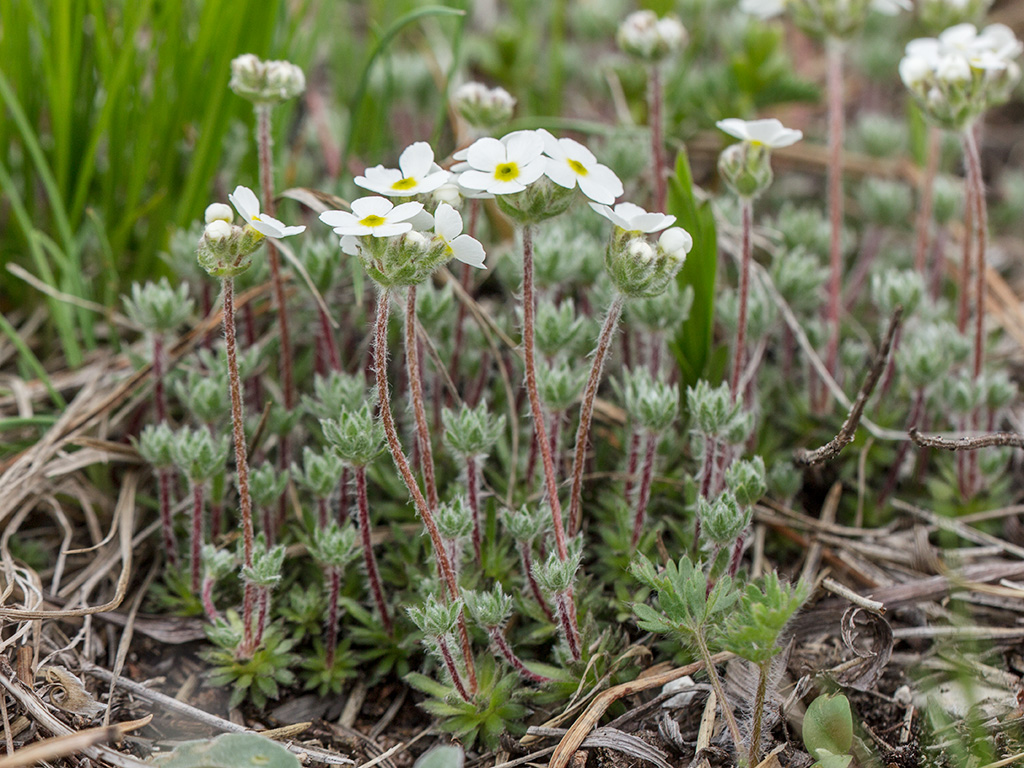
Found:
[835,607,894,691]
[44,666,105,718]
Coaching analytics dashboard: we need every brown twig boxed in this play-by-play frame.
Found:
[908,427,1024,452]
[795,306,904,466]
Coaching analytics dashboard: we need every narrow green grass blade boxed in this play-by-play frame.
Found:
[0,311,67,409]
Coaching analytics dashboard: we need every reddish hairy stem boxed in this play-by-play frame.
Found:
[438,635,471,702]
[318,304,342,372]
[356,465,392,635]
[624,429,641,503]
[914,127,941,274]
[630,431,659,549]
[157,469,177,567]
[555,592,582,662]
[222,278,256,654]
[201,577,219,621]
[374,290,477,692]
[567,295,626,536]
[825,40,845,381]
[964,126,987,379]
[489,628,552,683]
[405,287,439,509]
[730,198,753,403]
[326,567,340,668]
[467,455,482,566]
[521,544,555,622]
[190,482,204,593]
[522,227,569,558]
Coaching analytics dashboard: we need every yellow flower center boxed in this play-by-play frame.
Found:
[568,158,588,176]
[391,177,418,191]
[495,162,520,181]
[360,214,387,227]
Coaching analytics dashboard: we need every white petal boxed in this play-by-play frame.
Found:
[451,235,486,268]
[486,179,527,195]
[716,118,751,141]
[388,201,425,223]
[351,196,395,217]
[536,128,562,158]
[580,163,623,203]
[372,222,413,238]
[399,142,434,179]
[737,118,784,144]
[505,130,544,164]
[588,202,618,226]
[320,209,357,227]
[544,158,579,189]
[659,226,692,256]
[516,157,548,187]
[434,203,463,241]
[578,173,616,205]
[414,170,451,194]
[466,137,506,171]
[356,166,403,194]
[452,147,470,161]
[457,169,494,191]
[229,185,261,221]
[340,235,361,255]
[408,209,435,232]
[559,137,597,167]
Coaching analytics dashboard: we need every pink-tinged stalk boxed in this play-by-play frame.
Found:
[438,635,471,702]
[374,289,477,692]
[467,455,483,566]
[355,465,392,635]
[554,592,582,662]
[318,303,342,373]
[630,432,659,549]
[649,65,667,212]
[222,277,257,655]
[317,498,329,529]
[567,295,626,536]
[201,576,220,621]
[727,530,747,578]
[157,469,177,567]
[325,567,341,668]
[520,544,554,622]
[964,126,987,379]
[489,628,552,683]
[522,227,569,559]
[405,286,439,509]
[623,430,642,503]
[190,482,204,593]
[958,177,975,334]
[824,39,846,381]
[255,587,270,647]
[730,198,754,403]
[878,387,925,506]
[915,127,941,275]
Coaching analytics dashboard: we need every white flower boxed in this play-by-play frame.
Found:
[229,54,305,104]
[456,130,548,195]
[204,220,233,242]
[658,227,693,261]
[617,10,687,60]
[319,196,424,238]
[228,185,306,238]
[871,0,912,14]
[205,203,233,224]
[434,204,486,269]
[355,142,451,197]
[453,82,517,129]
[539,130,623,205]
[739,0,786,19]
[715,118,803,148]
[589,202,676,233]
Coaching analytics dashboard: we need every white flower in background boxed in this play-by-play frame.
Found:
[319,197,424,238]
[453,82,517,130]
[229,54,306,104]
[355,142,451,197]
[457,130,548,195]
[228,186,306,238]
[539,130,623,205]
[738,0,785,20]
[434,204,486,269]
[715,118,804,148]
[205,203,233,224]
[617,10,687,61]
[589,202,676,233]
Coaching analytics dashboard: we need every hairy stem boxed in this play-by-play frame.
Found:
[748,661,770,768]
[438,635,471,702]
[222,277,256,655]
[964,125,987,379]
[522,227,569,558]
[326,567,340,668]
[825,38,845,381]
[356,465,392,635]
[555,592,582,662]
[730,198,753,403]
[694,631,744,753]
[489,628,552,683]
[405,286,439,509]
[467,455,483,566]
[157,468,177,567]
[374,289,477,692]
[190,481,204,593]
[568,294,626,535]
[201,576,219,621]
[630,431,659,549]
[914,127,941,275]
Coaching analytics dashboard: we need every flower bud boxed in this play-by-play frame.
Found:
[853,113,908,159]
[437,497,474,541]
[871,268,924,316]
[202,544,236,582]
[241,533,286,589]
[463,584,513,630]
[175,370,230,426]
[495,176,577,225]
[171,426,230,484]
[123,279,195,335]
[857,179,913,228]
[535,299,587,358]
[293,447,344,499]
[452,82,516,131]
[320,404,384,467]
[408,595,462,637]
[532,538,583,596]
[617,11,687,62]
[303,371,368,421]
[537,360,588,413]
[442,403,506,458]
[249,464,290,508]
[724,456,767,508]
[205,203,234,224]
[605,227,690,299]
[135,423,175,468]
[698,491,751,547]
[308,522,359,570]
[230,54,305,105]
[620,368,679,434]
[931,174,964,225]
[503,504,550,543]
[718,142,773,199]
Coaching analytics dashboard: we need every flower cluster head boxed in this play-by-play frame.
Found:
[740,0,909,39]
[355,142,450,198]
[716,118,803,199]
[919,0,993,34]
[616,10,687,62]
[123,279,194,335]
[453,82,517,131]
[454,128,623,223]
[229,54,306,105]
[197,186,305,278]
[591,203,692,298]
[900,23,1023,130]
[320,198,484,287]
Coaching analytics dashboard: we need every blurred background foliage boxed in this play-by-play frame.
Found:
[0,0,814,365]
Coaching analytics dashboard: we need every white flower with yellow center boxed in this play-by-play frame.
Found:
[355,142,451,197]
[539,130,623,205]
[589,202,676,233]
[715,118,803,148]
[228,185,306,238]
[434,204,486,269]
[456,130,548,195]
[319,197,424,238]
